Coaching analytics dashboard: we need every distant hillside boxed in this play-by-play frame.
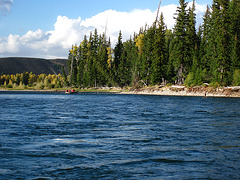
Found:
[0,57,68,75]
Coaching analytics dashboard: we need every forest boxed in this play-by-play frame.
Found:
[0,72,64,89]
[66,0,240,88]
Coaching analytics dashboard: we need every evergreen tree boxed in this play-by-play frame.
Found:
[117,39,133,87]
[15,73,21,85]
[106,37,115,86]
[77,45,84,87]
[91,29,100,87]
[68,45,78,86]
[86,32,95,87]
[200,5,211,72]
[151,13,167,85]
[81,35,90,87]
[126,37,138,86]
[218,0,231,85]
[209,0,231,85]
[187,0,203,85]
[98,33,109,86]
[130,33,141,87]
[133,32,144,86]
[165,29,175,82]
[61,66,68,86]
[22,72,29,85]
[230,0,240,71]
[170,0,189,84]
[186,0,197,68]
[113,31,124,85]
[141,25,156,85]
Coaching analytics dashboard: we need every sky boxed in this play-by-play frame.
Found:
[0,0,212,59]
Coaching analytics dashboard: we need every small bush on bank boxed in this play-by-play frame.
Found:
[6,84,13,88]
[34,82,45,89]
[209,82,220,88]
[184,73,194,87]
[233,69,240,86]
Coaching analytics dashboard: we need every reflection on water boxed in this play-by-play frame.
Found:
[0,91,240,179]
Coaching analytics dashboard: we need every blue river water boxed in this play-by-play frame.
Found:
[0,91,240,179]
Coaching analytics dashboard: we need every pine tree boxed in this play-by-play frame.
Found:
[165,29,175,82]
[16,73,21,85]
[230,0,240,71]
[130,33,141,87]
[106,37,115,86]
[77,45,84,87]
[186,0,197,69]
[22,72,29,85]
[68,45,78,86]
[219,0,231,85]
[170,0,189,84]
[209,0,231,85]
[200,5,211,71]
[117,39,133,87]
[126,37,138,86]
[113,31,124,85]
[91,29,100,87]
[86,32,95,87]
[187,0,203,85]
[141,25,156,86]
[61,66,68,86]
[98,33,109,86]
[151,13,167,85]
[80,35,90,87]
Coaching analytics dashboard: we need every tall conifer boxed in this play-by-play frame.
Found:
[113,31,124,85]
[230,0,240,71]
[170,0,189,84]
[151,13,167,85]
[141,25,156,85]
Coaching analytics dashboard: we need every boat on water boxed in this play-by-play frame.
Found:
[65,89,77,94]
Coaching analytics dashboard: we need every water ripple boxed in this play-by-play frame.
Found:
[0,92,240,179]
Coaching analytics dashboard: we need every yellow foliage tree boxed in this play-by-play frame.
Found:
[135,33,144,56]
[29,74,37,85]
[107,46,113,68]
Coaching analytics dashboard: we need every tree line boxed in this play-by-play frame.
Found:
[66,0,240,88]
[0,72,64,89]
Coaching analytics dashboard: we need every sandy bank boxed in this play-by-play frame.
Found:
[120,86,240,98]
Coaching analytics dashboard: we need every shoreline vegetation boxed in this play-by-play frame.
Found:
[1,85,240,98]
[65,0,240,91]
[1,1,240,98]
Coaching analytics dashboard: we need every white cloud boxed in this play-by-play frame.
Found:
[49,16,83,49]
[0,34,19,53]
[0,0,13,15]
[0,1,207,59]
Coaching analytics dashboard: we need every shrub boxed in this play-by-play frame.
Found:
[18,81,26,89]
[233,69,240,86]
[202,68,212,83]
[6,84,13,88]
[13,83,18,89]
[34,82,44,89]
[184,73,194,87]
[209,82,220,88]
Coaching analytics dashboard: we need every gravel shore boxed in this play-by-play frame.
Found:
[121,86,240,98]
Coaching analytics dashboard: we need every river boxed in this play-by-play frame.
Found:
[0,91,240,179]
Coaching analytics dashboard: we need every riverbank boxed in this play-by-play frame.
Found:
[121,85,240,98]
[1,85,240,98]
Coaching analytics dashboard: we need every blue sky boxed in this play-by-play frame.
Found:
[0,0,212,59]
